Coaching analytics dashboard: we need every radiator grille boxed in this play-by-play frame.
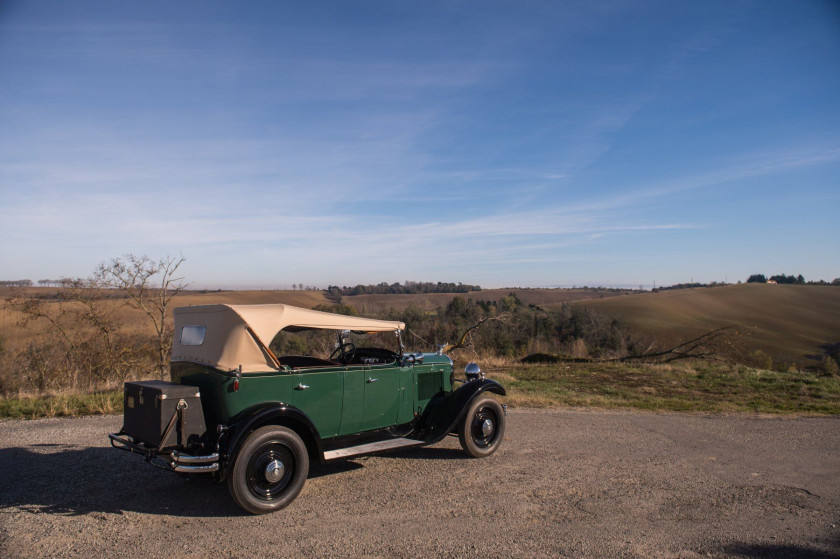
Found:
[417,371,441,401]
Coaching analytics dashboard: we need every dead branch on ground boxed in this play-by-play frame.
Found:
[618,325,743,363]
[439,313,513,354]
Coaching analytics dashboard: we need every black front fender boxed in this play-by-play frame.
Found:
[224,402,324,468]
[418,379,506,445]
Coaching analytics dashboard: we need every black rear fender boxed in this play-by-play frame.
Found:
[223,403,324,471]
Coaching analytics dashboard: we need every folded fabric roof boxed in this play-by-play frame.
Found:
[172,304,405,373]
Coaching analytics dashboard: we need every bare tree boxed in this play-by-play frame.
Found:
[98,254,188,379]
[7,276,148,391]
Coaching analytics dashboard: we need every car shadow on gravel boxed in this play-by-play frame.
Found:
[382,446,470,460]
[308,460,363,478]
[0,445,239,518]
[0,445,394,518]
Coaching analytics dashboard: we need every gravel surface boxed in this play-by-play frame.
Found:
[1,409,838,558]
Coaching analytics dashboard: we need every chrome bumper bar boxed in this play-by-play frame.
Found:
[171,462,219,473]
[169,451,219,473]
[109,433,219,473]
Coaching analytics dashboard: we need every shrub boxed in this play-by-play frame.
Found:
[752,350,773,370]
[818,356,839,376]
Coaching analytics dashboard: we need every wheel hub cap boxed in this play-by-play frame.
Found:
[481,418,494,437]
[265,459,285,483]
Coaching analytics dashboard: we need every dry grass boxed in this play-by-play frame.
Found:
[0,390,122,419]
[3,359,837,419]
[445,353,840,414]
[498,360,840,415]
[483,371,518,383]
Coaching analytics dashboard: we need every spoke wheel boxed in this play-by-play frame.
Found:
[458,397,505,458]
[228,426,308,514]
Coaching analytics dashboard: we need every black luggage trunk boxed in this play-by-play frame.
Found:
[122,380,207,451]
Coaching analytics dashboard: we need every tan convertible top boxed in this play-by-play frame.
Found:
[171,304,405,373]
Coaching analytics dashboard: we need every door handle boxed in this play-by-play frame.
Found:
[366,378,379,383]
[295,383,310,390]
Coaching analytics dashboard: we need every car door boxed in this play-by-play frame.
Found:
[289,368,343,438]
[337,365,365,436]
[358,362,400,431]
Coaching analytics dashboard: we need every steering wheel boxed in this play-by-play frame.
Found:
[329,342,356,364]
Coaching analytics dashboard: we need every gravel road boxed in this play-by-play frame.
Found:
[1,409,838,558]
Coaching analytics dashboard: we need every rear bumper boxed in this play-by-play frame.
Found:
[109,433,220,473]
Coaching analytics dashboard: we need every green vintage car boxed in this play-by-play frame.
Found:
[110,303,506,514]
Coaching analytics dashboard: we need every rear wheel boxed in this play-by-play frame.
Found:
[227,425,309,514]
[458,397,505,458]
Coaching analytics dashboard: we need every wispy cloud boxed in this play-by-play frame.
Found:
[2,141,834,283]
[592,146,840,211]
[2,1,838,286]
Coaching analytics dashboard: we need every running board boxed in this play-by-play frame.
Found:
[323,438,425,460]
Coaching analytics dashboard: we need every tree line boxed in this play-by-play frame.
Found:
[747,274,840,285]
[0,280,34,287]
[326,281,481,299]
[653,281,729,292]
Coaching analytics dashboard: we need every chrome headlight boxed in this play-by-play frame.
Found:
[465,362,482,381]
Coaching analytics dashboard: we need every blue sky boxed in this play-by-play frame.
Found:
[1,1,838,288]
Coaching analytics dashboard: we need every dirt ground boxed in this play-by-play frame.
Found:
[1,409,838,558]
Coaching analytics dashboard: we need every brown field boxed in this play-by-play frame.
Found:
[0,288,329,353]
[574,284,840,367]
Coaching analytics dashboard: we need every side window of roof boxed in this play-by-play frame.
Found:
[180,325,206,346]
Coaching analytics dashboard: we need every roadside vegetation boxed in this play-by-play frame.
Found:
[5,360,837,420]
[0,389,122,420]
[489,361,840,414]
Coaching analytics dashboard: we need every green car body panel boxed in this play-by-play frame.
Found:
[170,353,454,441]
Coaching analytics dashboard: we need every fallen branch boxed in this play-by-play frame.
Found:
[618,325,742,363]
[440,313,513,354]
[520,325,744,365]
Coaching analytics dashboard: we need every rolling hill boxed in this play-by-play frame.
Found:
[573,284,840,367]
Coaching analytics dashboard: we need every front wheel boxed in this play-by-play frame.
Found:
[458,397,505,458]
[227,425,309,514]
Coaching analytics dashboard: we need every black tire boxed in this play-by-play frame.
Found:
[227,425,309,514]
[458,396,505,458]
